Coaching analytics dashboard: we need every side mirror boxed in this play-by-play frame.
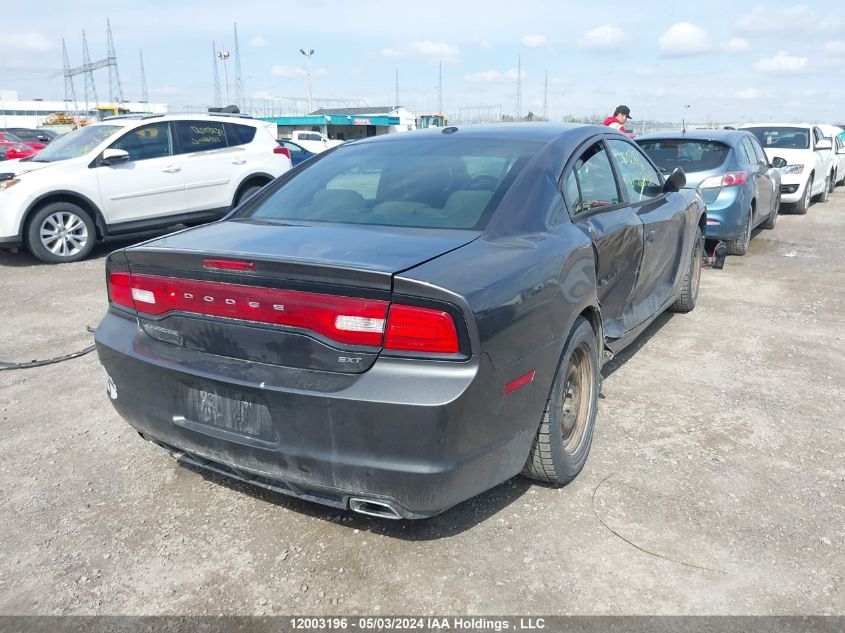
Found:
[101,148,130,165]
[771,156,787,168]
[816,139,832,151]
[663,167,686,193]
[837,146,845,155]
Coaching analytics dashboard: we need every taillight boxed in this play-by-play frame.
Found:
[274,146,291,159]
[699,171,748,189]
[384,305,459,354]
[108,272,133,310]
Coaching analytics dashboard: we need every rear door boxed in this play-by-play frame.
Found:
[744,135,775,216]
[173,120,242,213]
[95,121,187,224]
[563,139,643,339]
[606,138,685,326]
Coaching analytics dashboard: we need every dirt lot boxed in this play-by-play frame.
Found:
[0,193,843,616]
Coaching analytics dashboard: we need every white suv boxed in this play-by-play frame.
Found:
[0,113,292,262]
[740,123,835,215]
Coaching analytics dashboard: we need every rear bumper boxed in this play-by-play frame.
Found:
[95,311,556,518]
[702,187,746,241]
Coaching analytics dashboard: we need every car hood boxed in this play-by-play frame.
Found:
[760,147,815,165]
[0,158,61,176]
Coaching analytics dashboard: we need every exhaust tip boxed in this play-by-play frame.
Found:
[349,498,403,520]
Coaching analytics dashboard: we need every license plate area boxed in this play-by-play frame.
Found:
[182,385,278,444]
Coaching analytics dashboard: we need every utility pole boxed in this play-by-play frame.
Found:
[438,61,443,115]
[233,23,244,111]
[543,70,548,122]
[139,50,148,103]
[106,19,124,103]
[217,48,231,105]
[62,39,77,112]
[81,30,98,110]
[395,68,399,108]
[212,41,221,107]
[516,53,522,121]
[300,49,314,113]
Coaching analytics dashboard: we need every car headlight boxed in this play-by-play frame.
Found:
[778,164,804,174]
[0,178,20,191]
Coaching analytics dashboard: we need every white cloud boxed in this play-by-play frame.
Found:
[464,68,522,83]
[722,38,750,53]
[634,66,658,77]
[577,25,629,52]
[249,36,266,48]
[658,22,712,56]
[736,4,817,32]
[469,36,493,50]
[753,51,808,72]
[823,41,845,57]
[522,34,547,48]
[0,32,54,54]
[271,65,327,78]
[736,88,762,100]
[379,40,460,63]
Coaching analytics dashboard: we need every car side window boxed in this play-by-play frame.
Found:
[174,121,227,153]
[564,142,620,215]
[813,128,823,147]
[282,141,303,154]
[224,123,256,147]
[607,139,663,202]
[109,123,173,162]
[739,138,757,165]
[747,136,768,165]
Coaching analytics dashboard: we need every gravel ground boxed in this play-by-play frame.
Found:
[0,194,843,616]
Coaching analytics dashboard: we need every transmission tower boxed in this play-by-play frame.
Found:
[62,39,77,112]
[81,30,98,110]
[233,23,244,111]
[106,19,124,103]
[543,70,548,122]
[212,41,222,107]
[139,50,148,103]
[515,53,522,120]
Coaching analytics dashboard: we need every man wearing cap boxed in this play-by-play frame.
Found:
[603,105,633,134]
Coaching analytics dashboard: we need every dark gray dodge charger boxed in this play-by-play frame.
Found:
[96,123,706,519]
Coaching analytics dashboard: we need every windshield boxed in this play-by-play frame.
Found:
[30,125,120,162]
[240,137,541,230]
[0,132,24,143]
[638,140,730,173]
[746,127,809,150]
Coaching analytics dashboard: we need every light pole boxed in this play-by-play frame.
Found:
[217,49,231,105]
[300,48,314,114]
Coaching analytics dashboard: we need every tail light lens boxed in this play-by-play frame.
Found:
[384,305,459,354]
[108,272,462,354]
[699,171,748,189]
[274,146,291,159]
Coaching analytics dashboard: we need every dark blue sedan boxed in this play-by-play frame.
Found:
[96,124,705,519]
[638,129,781,255]
[277,139,316,166]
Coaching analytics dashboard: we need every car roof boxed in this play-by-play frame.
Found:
[740,123,813,129]
[346,122,623,146]
[637,129,750,144]
[94,113,260,128]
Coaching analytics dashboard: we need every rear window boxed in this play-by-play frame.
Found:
[225,122,256,146]
[174,121,227,152]
[240,137,540,230]
[746,127,809,150]
[638,139,730,173]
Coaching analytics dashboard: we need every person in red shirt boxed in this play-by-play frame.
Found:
[603,105,633,135]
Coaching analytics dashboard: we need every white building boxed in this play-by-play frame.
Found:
[0,90,168,129]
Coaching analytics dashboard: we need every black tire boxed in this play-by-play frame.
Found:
[761,193,780,230]
[725,209,752,255]
[793,175,812,215]
[670,225,703,313]
[828,172,836,193]
[235,184,265,207]
[26,202,96,264]
[522,317,600,485]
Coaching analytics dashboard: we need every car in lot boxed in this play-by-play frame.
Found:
[96,123,706,519]
[817,124,845,188]
[0,131,47,153]
[638,129,781,255]
[741,123,834,214]
[0,113,292,263]
[0,134,41,160]
[277,139,316,166]
[0,127,56,145]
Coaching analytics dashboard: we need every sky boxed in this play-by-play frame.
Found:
[3,0,845,125]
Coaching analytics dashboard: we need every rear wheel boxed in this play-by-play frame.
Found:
[670,225,703,313]
[817,175,831,202]
[26,202,96,264]
[522,317,600,485]
[793,176,812,215]
[761,193,780,230]
[235,184,265,207]
[725,210,752,255]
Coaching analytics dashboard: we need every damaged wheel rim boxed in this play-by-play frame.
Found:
[561,343,593,454]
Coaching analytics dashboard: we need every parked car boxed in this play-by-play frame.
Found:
[0,113,292,263]
[0,137,39,160]
[638,129,781,255]
[277,139,316,166]
[96,124,706,519]
[0,127,55,145]
[740,123,834,214]
[817,124,845,188]
[0,131,47,152]
[283,130,344,154]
